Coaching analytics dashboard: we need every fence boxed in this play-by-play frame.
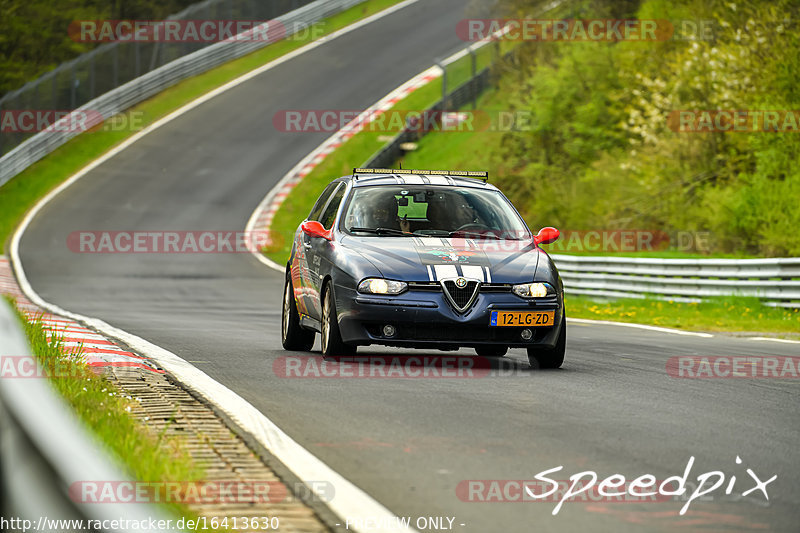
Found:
[552,254,800,308]
[0,301,177,530]
[361,40,498,168]
[0,0,367,187]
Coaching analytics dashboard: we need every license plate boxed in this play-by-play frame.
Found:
[489,310,554,327]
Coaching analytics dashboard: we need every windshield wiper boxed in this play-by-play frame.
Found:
[449,230,500,240]
[349,227,410,236]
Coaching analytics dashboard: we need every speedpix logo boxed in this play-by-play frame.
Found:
[457,456,776,515]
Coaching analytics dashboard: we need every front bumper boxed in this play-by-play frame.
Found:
[335,284,563,349]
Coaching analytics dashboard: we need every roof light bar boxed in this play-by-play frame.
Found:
[353,168,489,181]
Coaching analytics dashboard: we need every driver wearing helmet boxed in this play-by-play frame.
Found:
[351,190,410,232]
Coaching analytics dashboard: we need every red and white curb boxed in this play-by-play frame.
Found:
[245,28,516,273]
[0,257,163,373]
[246,66,441,260]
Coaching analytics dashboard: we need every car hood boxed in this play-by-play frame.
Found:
[339,235,542,284]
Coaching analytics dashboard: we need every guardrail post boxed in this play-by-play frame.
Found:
[468,46,477,110]
[436,61,447,111]
[112,43,119,88]
[135,42,141,78]
[70,64,77,110]
[89,52,95,99]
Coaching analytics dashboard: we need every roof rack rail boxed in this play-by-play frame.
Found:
[352,168,489,182]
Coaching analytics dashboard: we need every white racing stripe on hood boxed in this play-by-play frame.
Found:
[461,264,485,281]
[433,264,458,280]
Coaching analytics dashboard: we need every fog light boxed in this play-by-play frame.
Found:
[520,328,533,341]
[383,325,397,337]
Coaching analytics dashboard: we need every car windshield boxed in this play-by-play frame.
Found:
[341,185,530,239]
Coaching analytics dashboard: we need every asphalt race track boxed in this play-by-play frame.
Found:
[17,1,800,531]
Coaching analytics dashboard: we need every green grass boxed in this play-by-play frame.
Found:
[0,0,406,255]
[566,295,800,338]
[17,309,202,517]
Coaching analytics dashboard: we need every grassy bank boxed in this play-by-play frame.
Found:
[18,310,201,516]
[566,295,800,338]
[0,0,405,254]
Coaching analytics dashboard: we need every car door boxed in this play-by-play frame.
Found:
[306,182,347,320]
[292,182,339,317]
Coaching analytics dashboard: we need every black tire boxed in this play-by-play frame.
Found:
[527,312,566,369]
[321,283,356,357]
[281,277,315,351]
[475,346,508,357]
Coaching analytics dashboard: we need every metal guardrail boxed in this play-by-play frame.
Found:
[551,254,800,307]
[0,0,367,187]
[0,301,178,531]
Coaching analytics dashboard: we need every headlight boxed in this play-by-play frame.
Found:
[358,278,407,295]
[512,282,555,298]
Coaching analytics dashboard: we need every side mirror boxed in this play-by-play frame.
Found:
[301,221,332,241]
[534,226,559,245]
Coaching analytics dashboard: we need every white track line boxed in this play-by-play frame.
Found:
[10,3,427,532]
[747,337,800,345]
[566,317,715,338]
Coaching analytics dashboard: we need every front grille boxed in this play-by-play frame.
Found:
[442,280,479,312]
[480,284,512,293]
[407,282,441,291]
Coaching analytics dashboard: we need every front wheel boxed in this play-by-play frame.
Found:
[281,277,315,351]
[321,283,356,357]
[527,312,566,369]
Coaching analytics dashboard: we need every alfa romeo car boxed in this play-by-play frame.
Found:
[281,168,566,368]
